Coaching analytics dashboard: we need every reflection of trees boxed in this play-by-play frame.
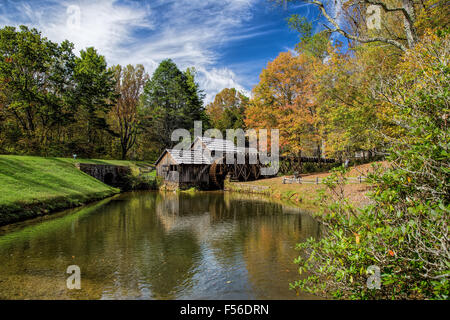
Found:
[0,191,321,300]
[240,213,320,299]
[0,193,201,299]
[154,191,321,299]
[216,192,321,299]
[109,193,201,299]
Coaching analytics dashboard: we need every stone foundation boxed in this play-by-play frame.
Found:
[159,181,200,191]
[75,163,131,189]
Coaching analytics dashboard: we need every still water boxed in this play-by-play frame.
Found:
[0,192,320,299]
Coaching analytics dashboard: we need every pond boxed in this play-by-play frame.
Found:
[0,191,321,299]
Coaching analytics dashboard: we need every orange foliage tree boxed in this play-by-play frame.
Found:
[245,51,322,156]
[205,88,248,134]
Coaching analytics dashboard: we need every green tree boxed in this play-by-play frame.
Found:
[0,25,77,154]
[140,59,205,150]
[287,15,330,59]
[110,64,149,160]
[72,47,117,157]
[184,67,208,128]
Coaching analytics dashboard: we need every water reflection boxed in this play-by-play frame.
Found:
[0,192,320,299]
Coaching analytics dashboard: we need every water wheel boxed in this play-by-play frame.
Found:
[243,165,252,181]
[251,164,261,180]
[209,158,227,189]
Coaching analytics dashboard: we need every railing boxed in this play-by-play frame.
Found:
[282,176,367,185]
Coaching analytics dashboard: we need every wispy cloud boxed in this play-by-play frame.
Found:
[0,0,260,103]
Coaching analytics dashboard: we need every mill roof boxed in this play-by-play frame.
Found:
[155,136,259,166]
[193,136,258,154]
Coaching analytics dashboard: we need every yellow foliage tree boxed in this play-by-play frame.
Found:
[245,51,322,156]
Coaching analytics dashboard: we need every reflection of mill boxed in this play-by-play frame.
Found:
[155,193,237,240]
[155,192,321,241]
[153,192,321,299]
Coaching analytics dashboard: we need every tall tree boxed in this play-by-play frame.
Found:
[110,64,149,160]
[73,47,117,157]
[184,67,208,128]
[206,88,248,133]
[314,42,402,158]
[280,0,430,52]
[140,59,205,150]
[0,25,76,154]
[245,51,321,155]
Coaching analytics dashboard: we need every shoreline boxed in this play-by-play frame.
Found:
[0,189,120,227]
[224,164,383,211]
[0,155,155,226]
[0,156,381,226]
[225,180,372,209]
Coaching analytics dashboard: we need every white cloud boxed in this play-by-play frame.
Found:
[0,0,258,103]
[1,0,153,58]
[197,67,252,103]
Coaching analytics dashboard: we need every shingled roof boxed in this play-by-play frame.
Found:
[155,136,259,166]
[168,149,211,165]
[193,136,258,154]
[155,149,211,165]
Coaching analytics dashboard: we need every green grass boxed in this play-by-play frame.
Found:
[0,155,154,225]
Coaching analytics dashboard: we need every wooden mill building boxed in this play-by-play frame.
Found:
[155,137,260,189]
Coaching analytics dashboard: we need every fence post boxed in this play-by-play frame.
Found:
[316,177,319,185]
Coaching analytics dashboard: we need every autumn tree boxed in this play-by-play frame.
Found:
[206,88,248,133]
[283,2,419,159]
[246,51,321,156]
[292,32,449,300]
[280,0,444,52]
[110,64,149,160]
[313,41,403,159]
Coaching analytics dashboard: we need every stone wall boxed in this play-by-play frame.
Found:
[224,181,271,195]
[159,181,200,191]
[75,163,131,189]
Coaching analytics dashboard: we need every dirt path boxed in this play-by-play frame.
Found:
[227,162,389,209]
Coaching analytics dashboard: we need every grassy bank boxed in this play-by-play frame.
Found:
[226,162,388,210]
[0,155,154,226]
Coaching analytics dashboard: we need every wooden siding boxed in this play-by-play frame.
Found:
[179,165,209,184]
[156,152,179,182]
[156,152,210,184]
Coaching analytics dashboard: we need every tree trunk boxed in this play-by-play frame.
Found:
[402,0,418,48]
[121,143,128,160]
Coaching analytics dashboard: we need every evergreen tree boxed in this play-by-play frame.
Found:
[140,59,206,150]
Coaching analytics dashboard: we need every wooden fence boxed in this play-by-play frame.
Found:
[282,176,367,185]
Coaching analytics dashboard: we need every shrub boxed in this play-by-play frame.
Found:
[291,33,449,299]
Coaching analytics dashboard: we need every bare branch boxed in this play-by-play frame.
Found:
[307,0,409,51]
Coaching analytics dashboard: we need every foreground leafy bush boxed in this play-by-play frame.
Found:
[291,33,449,299]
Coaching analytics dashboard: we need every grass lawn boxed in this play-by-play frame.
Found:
[0,155,155,225]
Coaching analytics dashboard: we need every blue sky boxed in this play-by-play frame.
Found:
[0,0,333,102]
